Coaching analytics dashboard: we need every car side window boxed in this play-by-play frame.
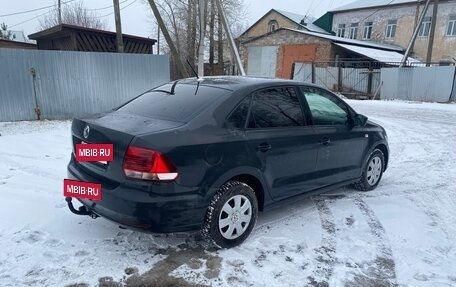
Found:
[226,95,251,128]
[248,87,305,129]
[300,87,349,126]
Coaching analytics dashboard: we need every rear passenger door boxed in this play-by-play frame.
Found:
[299,86,367,186]
[244,86,320,201]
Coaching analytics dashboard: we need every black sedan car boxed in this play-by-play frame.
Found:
[66,76,388,248]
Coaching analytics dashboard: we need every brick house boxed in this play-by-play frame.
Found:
[323,0,456,63]
[240,27,417,79]
[239,8,421,79]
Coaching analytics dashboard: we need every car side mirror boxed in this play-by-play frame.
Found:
[353,114,368,127]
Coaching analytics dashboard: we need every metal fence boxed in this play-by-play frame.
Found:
[381,66,455,102]
[292,61,382,99]
[293,61,456,102]
[0,48,170,122]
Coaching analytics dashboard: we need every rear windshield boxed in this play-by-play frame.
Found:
[117,83,230,122]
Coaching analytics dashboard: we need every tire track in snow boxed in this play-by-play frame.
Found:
[308,197,337,286]
[349,196,397,287]
[0,154,63,181]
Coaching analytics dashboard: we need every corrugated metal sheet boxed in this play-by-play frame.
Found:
[247,46,278,78]
[341,67,369,93]
[335,43,421,64]
[0,48,169,122]
[316,66,339,90]
[293,63,313,83]
[0,49,36,121]
[451,70,456,102]
[381,66,455,102]
[285,28,404,52]
[293,63,377,94]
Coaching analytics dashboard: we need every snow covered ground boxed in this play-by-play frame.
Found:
[0,100,455,287]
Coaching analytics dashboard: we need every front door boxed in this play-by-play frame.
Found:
[299,86,368,187]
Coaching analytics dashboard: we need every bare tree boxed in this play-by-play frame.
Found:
[39,0,107,30]
[147,0,189,78]
[145,0,247,77]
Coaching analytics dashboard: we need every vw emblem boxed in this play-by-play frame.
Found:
[83,125,90,139]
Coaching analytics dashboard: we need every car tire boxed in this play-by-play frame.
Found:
[201,180,258,248]
[354,149,385,192]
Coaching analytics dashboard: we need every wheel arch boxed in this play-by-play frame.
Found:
[230,174,265,211]
[208,167,271,212]
[362,140,389,172]
[374,143,389,171]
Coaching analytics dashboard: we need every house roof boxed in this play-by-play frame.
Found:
[240,9,330,38]
[283,28,405,51]
[335,43,420,64]
[274,9,330,34]
[331,0,417,12]
[29,24,156,44]
[274,9,307,24]
[0,38,36,48]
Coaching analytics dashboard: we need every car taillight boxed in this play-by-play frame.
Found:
[123,146,178,181]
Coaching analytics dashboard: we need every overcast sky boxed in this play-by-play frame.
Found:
[0,0,355,39]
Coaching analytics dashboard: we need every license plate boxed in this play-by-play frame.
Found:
[76,142,113,164]
[64,179,102,201]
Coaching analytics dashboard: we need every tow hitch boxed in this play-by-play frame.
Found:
[65,197,99,219]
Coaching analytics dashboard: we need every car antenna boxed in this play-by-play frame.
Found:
[170,80,179,95]
[185,59,202,95]
[186,59,199,79]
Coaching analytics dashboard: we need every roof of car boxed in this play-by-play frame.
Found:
[177,76,302,91]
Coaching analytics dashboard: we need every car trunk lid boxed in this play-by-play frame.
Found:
[71,112,184,183]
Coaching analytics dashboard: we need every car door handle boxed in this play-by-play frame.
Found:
[320,137,331,145]
[256,143,271,152]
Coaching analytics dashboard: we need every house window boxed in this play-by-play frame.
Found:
[418,17,432,37]
[386,20,397,39]
[363,21,373,39]
[268,20,279,33]
[337,24,346,37]
[446,15,456,36]
[349,23,359,39]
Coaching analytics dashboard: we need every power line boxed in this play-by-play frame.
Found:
[0,0,76,18]
[9,11,53,28]
[7,0,134,30]
[304,0,317,18]
[88,0,130,11]
[97,0,138,18]
[357,0,396,24]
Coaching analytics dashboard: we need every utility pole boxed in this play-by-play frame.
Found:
[58,0,62,25]
[426,0,439,66]
[157,26,160,55]
[198,0,205,77]
[215,0,245,75]
[113,0,124,53]
[400,0,431,67]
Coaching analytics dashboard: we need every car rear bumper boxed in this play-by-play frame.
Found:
[67,159,209,233]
